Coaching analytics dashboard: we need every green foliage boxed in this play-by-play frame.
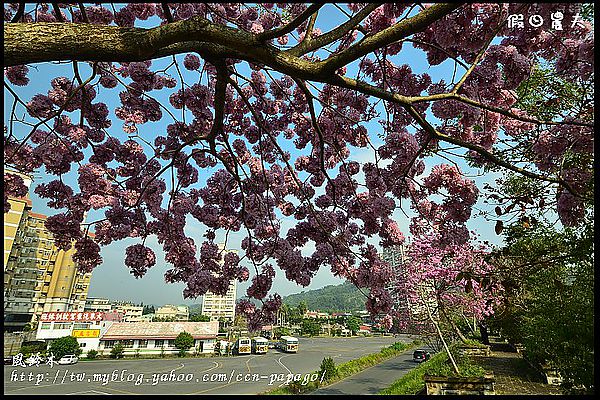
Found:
[283,282,367,313]
[142,305,155,315]
[86,349,98,359]
[110,343,124,359]
[190,314,211,322]
[20,341,47,356]
[273,326,290,338]
[301,319,321,336]
[49,336,81,359]
[319,357,338,382]
[174,331,195,354]
[345,316,361,334]
[380,346,485,395]
[490,219,594,391]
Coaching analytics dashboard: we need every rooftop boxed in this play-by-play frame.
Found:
[101,320,219,340]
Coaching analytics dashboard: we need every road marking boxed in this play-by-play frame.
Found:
[66,389,112,395]
[245,355,257,373]
[276,355,294,387]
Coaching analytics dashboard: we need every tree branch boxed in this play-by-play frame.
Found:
[287,3,381,57]
[257,4,324,42]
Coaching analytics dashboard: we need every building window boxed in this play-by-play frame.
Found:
[79,342,86,348]
[122,340,134,348]
[138,340,148,348]
[167,340,176,348]
[103,340,115,348]
[73,323,90,330]
[54,323,72,330]
[40,323,51,330]
[154,339,164,347]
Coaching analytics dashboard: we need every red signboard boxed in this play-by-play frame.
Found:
[40,311,105,322]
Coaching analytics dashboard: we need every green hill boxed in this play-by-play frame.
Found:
[282,281,368,313]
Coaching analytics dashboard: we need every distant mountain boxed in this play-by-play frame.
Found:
[282,281,368,313]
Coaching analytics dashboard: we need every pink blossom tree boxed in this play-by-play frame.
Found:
[391,233,502,373]
[3,4,594,331]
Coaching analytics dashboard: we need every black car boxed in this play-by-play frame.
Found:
[412,349,431,363]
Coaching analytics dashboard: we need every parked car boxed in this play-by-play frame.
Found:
[412,349,431,363]
[57,354,79,365]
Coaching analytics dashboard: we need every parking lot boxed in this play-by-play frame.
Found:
[4,335,412,395]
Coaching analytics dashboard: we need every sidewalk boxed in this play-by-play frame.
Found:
[471,338,563,395]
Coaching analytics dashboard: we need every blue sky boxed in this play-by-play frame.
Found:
[4,4,506,306]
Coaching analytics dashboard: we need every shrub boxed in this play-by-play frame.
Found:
[86,349,98,359]
[110,343,124,359]
[319,357,338,383]
[20,341,47,357]
[174,331,194,356]
[49,336,81,359]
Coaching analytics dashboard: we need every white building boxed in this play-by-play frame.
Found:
[155,304,189,321]
[35,311,123,352]
[201,245,237,322]
[98,321,219,355]
[113,303,144,322]
[84,297,112,312]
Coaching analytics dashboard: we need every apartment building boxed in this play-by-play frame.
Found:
[84,297,112,313]
[4,172,32,270]
[201,245,237,322]
[113,302,144,322]
[4,196,93,332]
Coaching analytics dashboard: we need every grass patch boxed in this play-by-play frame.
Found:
[379,345,487,395]
[263,340,420,395]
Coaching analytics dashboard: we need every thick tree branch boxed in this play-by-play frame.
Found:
[320,3,462,72]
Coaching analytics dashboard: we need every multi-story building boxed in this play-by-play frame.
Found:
[84,297,112,313]
[201,280,237,322]
[155,304,189,321]
[201,245,237,322]
[381,244,409,308]
[112,302,144,322]
[3,170,32,271]
[381,244,437,329]
[4,194,93,332]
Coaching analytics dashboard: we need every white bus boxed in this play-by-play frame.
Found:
[234,337,251,355]
[252,336,269,354]
[278,336,299,353]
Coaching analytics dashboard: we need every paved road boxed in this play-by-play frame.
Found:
[313,346,436,395]
[4,336,410,395]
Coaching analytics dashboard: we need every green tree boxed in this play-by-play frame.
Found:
[49,336,81,359]
[297,301,308,317]
[190,314,211,322]
[301,319,321,336]
[110,343,125,359]
[484,53,594,393]
[142,305,155,315]
[319,356,338,383]
[174,331,195,357]
[346,316,361,335]
[490,221,593,393]
[20,341,47,357]
[274,326,290,339]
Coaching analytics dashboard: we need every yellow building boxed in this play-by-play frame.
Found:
[155,304,189,321]
[4,195,93,332]
[3,170,32,270]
